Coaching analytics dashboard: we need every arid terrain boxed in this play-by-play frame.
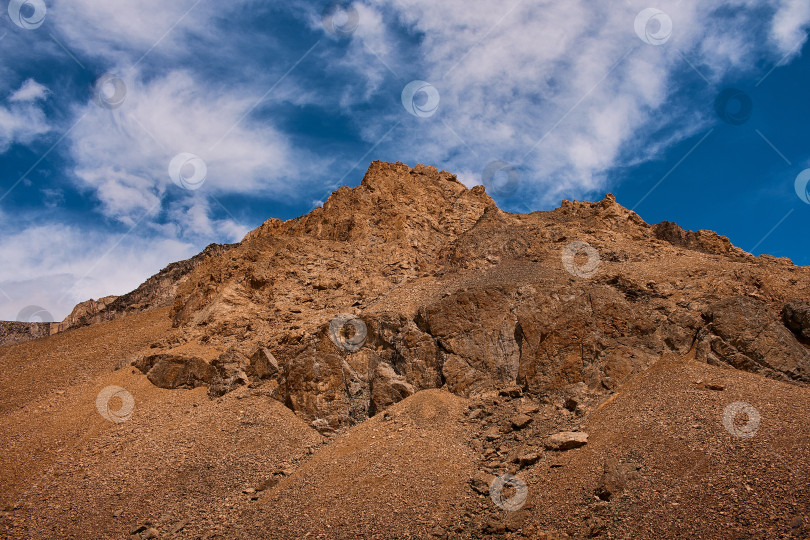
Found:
[1,161,809,539]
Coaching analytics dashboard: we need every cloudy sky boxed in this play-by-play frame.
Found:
[1,0,809,321]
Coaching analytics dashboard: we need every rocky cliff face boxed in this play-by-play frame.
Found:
[119,161,810,432]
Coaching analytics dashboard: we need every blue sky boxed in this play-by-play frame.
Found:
[1,0,809,321]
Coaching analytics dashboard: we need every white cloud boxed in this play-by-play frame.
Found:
[0,80,51,152]
[49,0,218,64]
[0,221,196,321]
[770,0,810,56]
[339,0,810,205]
[68,69,322,225]
[9,79,49,102]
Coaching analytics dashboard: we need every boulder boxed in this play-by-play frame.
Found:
[370,362,415,415]
[250,347,280,379]
[783,300,810,340]
[510,414,533,430]
[134,354,218,389]
[594,457,627,501]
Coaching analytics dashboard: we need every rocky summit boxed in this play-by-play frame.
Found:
[1,161,809,539]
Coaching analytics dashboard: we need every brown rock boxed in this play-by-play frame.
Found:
[544,432,588,451]
[134,354,218,389]
[518,452,540,468]
[783,300,810,340]
[470,471,494,495]
[250,347,279,379]
[705,296,810,382]
[510,413,533,430]
[594,457,627,501]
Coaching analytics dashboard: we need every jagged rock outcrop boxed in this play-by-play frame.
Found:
[0,321,56,346]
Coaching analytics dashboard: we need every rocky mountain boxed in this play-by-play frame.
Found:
[1,161,808,539]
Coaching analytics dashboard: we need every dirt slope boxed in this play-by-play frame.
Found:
[242,389,475,539]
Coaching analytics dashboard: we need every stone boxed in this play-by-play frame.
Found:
[142,528,159,539]
[544,431,588,451]
[134,354,218,390]
[499,385,523,398]
[130,523,149,535]
[510,413,533,430]
[594,457,627,501]
[370,362,416,415]
[256,477,279,492]
[483,518,506,534]
[783,300,810,340]
[250,347,279,379]
[470,471,494,495]
[518,452,540,468]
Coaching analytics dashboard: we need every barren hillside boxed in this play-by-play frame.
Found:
[1,161,808,539]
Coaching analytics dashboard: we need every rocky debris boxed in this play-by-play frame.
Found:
[517,451,540,468]
[169,521,188,534]
[500,385,523,398]
[699,296,810,382]
[544,431,588,451]
[783,299,810,340]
